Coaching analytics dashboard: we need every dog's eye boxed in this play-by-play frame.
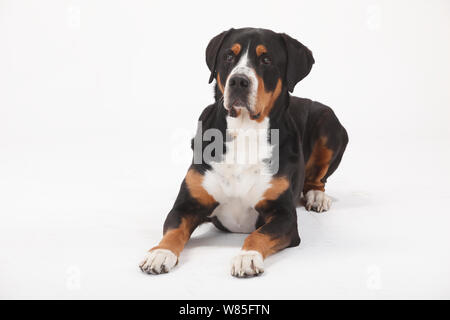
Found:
[225,53,235,62]
[261,56,272,65]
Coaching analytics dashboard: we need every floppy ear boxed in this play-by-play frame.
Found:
[280,33,315,93]
[206,29,234,83]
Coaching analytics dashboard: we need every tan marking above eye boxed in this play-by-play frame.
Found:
[256,44,268,57]
[231,43,241,55]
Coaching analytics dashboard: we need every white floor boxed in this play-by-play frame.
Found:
[1,135,449,299]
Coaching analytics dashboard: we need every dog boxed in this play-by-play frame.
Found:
[139,28,348,277]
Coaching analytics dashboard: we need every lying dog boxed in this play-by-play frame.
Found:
[140,28,348,277]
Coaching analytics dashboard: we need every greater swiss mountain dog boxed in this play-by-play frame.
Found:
[140,28,348,277]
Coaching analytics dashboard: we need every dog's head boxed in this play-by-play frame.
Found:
[206,28,314,121]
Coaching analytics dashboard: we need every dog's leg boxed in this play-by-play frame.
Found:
[140,168,217,274]
[303,108,348,213]
[231,190,300,278]
[303,133,347,212]
[303,136,333,212]
[303,132,347,213]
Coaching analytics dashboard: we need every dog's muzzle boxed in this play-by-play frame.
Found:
[225,74,259,119]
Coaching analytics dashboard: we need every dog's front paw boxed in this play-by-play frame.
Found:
[139,249,178,274]
[305,190,331,213]
[231,250,264,278]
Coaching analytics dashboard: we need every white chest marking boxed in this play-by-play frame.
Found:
[202,111,273,233]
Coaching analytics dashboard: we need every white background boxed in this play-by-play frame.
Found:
[1,0,449,299]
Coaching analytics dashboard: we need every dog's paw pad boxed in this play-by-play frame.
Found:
[305,190,332,213]
[139,249,177,274]
[231,250,264,278]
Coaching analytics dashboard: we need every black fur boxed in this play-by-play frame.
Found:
[161,28,347,259]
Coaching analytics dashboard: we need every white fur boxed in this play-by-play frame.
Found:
[139,249,177,274]
[223,47,258,113]
[305,190,332,213]
[202,110,273,233]
[231,250,264,277]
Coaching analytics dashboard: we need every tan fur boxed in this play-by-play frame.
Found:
[254,78,282,122]
[255,44,267,57]
[231,43,241,55]
[242,230,290,259]
[304,137,333,193]
[256,176,289,208]
[217,72,225,94]
[185,169,217,206]
[150,217,193,257]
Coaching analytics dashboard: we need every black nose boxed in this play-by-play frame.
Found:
[229,75,249,89]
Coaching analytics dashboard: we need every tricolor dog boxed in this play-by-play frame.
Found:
[139,28,348,277]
